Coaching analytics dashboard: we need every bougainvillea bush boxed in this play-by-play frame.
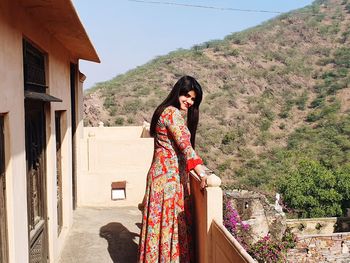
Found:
[248,234,287,263]
[223,198,250,249]
[223,198,297,263]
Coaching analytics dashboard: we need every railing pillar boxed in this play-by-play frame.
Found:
[190,170,222,263]
[206,174,223,263]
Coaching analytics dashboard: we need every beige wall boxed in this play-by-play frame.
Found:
[78,126,154,207]
[0,0,81,261]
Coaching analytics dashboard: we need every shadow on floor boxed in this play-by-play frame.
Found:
[100,222,139,263]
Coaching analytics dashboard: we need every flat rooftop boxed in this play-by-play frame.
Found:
[59,206,141,263]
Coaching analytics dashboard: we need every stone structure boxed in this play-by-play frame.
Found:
[225,190,286,242]
[287,233,350,262]
[287,217,350,236]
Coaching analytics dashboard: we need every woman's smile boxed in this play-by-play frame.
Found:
[179,90,196,111]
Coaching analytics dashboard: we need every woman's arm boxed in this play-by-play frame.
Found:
[164,107,207,188]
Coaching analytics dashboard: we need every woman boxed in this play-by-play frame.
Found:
[138,76,207,263]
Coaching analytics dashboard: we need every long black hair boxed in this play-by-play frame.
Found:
[150,75,203,147]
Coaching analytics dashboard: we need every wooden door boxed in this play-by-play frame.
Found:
[25,101,48,263]
[55,112,63,235]
[0,116,8,263]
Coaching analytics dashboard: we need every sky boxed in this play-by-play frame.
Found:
[72,0,315,90]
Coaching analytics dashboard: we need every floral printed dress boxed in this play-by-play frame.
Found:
[138,106,203,263]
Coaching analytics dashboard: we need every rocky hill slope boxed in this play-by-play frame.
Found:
[84,0,350,196]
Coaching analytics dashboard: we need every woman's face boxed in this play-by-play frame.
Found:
[179,90,196,111]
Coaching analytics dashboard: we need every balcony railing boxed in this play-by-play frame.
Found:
[78,126,255,262]
[189,169,255,263]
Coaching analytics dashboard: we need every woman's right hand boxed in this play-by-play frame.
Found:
[200,175,207,189]
[194,164,208,189]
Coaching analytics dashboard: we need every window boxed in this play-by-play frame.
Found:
[23,40,46,92]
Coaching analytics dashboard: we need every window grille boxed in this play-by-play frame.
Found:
[23,40,46,92]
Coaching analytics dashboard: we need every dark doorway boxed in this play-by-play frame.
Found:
[70,63,77,210]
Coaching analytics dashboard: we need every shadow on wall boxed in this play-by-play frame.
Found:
[100,222,139,263]
[335,217,350,233]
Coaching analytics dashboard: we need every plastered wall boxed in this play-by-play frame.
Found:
[78,126,154,207]
[0,1,80,261]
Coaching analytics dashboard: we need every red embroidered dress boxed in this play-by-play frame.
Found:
[138,106,203,263]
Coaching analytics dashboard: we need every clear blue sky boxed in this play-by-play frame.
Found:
[72,0,314,90]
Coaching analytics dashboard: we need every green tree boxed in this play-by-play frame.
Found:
[336,165,350,210]
[278,159,342,218]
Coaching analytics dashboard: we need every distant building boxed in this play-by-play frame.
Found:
[0,0,99,262]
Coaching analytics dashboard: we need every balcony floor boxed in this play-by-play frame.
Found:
[59,206,141,263]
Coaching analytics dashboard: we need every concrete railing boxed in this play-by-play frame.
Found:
[211,220,256,263]
[189,170,255,263]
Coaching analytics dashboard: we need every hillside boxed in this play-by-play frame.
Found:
[84,0,350,198]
